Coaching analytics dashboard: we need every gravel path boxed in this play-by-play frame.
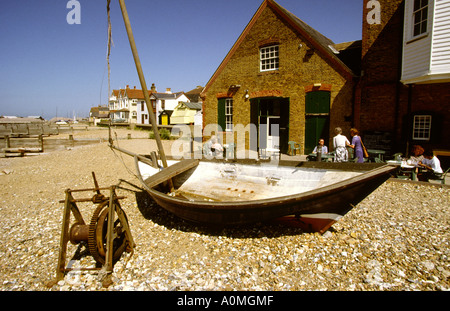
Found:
[0,128,449,291]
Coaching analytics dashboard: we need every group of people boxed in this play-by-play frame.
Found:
[407,144,444,182]
[312,130,444,182]
[312,127,367,163]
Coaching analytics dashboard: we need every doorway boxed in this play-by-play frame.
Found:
[250,97,289,154]
[304,91,330,154]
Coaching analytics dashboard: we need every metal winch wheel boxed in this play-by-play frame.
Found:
[88,200,129,265]
[67,198,132,266]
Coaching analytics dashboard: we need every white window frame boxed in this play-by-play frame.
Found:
[260,45,279,72]
[413,114,432,140]
[225,98,233,132]
[412,0,429,38]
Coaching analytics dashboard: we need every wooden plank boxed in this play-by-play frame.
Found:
[4,147,42,153]
[1,152,24,158]
[143,159,199,188]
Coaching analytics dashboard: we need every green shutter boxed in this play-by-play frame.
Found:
[217,98,226,131]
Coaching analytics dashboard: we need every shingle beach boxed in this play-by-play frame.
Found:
[0,128,448,292]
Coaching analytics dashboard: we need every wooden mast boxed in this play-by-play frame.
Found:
[118,0,169,169]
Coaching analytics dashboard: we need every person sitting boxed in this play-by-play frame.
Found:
[312,138,328,161]
[408,145,424,166]
[418,149,443,181]
[313,138,328,154]
[210,135,223,157]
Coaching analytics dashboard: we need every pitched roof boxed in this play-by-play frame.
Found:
[112,85,187,101]
[90,106,110,118]
[185,102,203,110]
[185,86,204,102]
[202,0,356,95]
[152,91,185,100]
[332,40,362,76]
[112,86,146,99]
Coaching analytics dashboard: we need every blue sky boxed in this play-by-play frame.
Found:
[0,0,362,120]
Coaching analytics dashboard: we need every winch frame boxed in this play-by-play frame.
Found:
[50,172,135,287]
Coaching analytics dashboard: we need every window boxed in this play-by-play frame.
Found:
[260,45,279,72]
[413,115,432,140]
[413,0,428,37]
[225,98,233,131]
[217,98,233,132]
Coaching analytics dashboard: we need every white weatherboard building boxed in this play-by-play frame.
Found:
[401,0,450,84]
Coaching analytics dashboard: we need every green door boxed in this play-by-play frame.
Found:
[305,91,330,154]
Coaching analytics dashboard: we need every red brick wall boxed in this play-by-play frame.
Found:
[359,0,450,154]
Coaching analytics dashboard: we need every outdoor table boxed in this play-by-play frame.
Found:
[260,148,280,160]
[308,153,334,162]
[367,149,386,162]
[387,160,419,181]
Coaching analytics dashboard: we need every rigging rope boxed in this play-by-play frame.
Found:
[107,0,112,107]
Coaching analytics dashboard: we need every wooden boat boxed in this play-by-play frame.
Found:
[112,0,397,234]
[128,154,396,233]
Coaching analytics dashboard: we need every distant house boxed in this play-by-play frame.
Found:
[170,102,203,126]
[89,106,110,125]
[137,84,190,126]
[185,86,204,103]
[109,85,143,124]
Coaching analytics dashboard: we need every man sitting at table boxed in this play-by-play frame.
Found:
[312,138,328,154]
[418,149,443,181]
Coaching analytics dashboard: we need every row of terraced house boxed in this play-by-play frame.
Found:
[90,85,204,127]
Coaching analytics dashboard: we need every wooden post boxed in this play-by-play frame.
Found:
[39,134,44,152]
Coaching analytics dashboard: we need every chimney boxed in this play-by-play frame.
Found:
[126,85,129,88]
[151,83,156,92]
[166,88,172,94]
[134,86,136,89]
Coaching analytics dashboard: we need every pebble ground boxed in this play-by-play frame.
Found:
[0,127,448,292]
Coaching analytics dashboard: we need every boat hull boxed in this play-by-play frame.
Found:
[135,158,396,233]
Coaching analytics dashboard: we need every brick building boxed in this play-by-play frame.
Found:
[201,0,358,156]
[359,0,450,160]
[201,0,449,160]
